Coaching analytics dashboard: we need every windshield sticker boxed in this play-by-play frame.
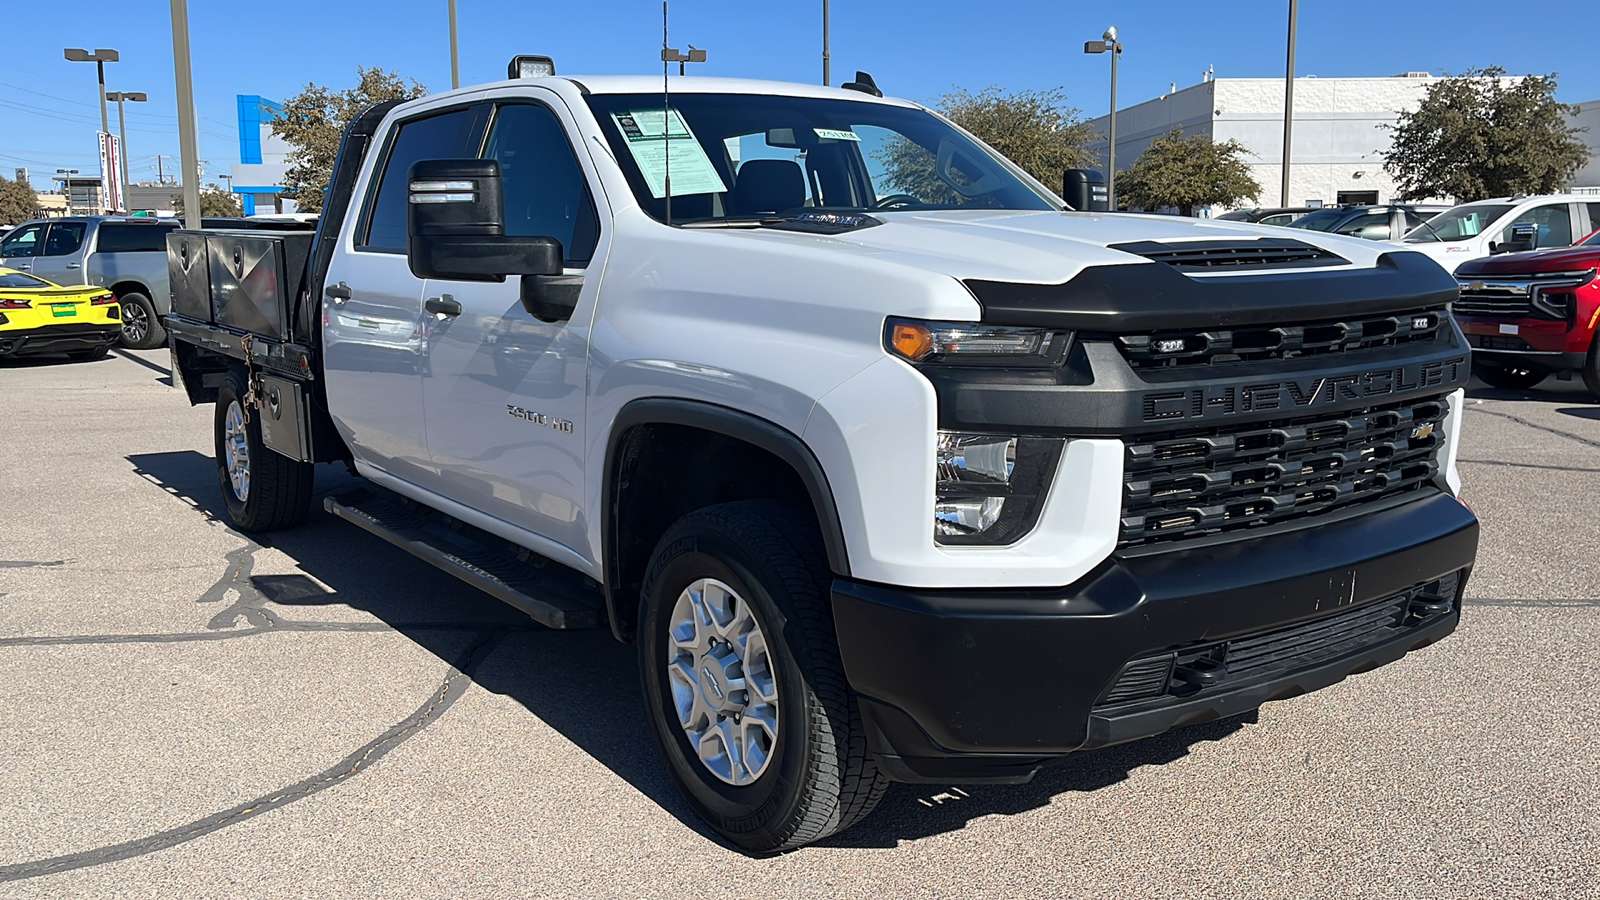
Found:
[612,109,727,199]
[813,127,861,142]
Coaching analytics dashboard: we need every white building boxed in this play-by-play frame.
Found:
[1571,99,1600,191]
[1086,73,1520,213]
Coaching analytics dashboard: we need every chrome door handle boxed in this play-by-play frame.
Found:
[66,262,81,269]
[425,295,462,317]
[14,264,29,270]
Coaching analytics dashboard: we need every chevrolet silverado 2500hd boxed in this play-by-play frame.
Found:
[165,70,1480,852]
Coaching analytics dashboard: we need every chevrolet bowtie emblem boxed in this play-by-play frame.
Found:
[1411,423,1435,440]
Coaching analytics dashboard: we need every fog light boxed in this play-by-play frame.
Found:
[933,432,1064,545]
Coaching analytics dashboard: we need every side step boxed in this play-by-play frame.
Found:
[324,487,603,629]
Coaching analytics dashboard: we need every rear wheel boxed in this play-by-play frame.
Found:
[1583,338,1600,400]
[214,370,314,531]
[118,291,167,350]
[1472,361,1547,391]
[638,500,888,853]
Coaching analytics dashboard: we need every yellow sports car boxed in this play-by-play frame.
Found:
[0,267,121,360]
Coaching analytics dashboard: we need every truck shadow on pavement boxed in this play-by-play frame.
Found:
[126,449,1260,854]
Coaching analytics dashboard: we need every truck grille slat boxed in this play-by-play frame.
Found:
[1116,309,1446,369]
[1120,395,1448,546]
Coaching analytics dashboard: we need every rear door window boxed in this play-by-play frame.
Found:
[0,223,44,257]
[42,222,87,256]
[1501,204,1573,248]
[359,108,477,253]
[97,223,177,253]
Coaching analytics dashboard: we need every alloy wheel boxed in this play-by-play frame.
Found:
[222,400,251,503]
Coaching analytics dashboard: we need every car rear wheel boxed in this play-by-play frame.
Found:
[118,291,167,350]
[214,370,314,532]
[1583,338,1600,400]
[638,500,888,853]
[1472,361,1547,391]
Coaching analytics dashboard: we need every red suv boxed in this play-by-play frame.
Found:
[1453,228,1600,396]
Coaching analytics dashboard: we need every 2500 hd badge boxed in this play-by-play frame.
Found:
[507,404,574,433]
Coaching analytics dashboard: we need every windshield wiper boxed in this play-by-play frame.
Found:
[680,211,885,234]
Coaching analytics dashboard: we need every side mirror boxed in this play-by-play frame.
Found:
[1062,169,1108,212]
[406,159,563,281]
[1496,222,1538,254]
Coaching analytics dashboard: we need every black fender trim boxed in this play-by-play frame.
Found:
[602,398,851,642]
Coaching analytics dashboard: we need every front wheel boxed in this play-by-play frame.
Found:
[214,370,314,531]
[638,500,888,853]
[1472,361,1547,391]
[118,291,167,350]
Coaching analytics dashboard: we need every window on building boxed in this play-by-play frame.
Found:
[482,103,600,265]
[97,223,178,253]
[0,223,45,257]
[1336,190,1378,206]
[360,108,476,253]
[42,222,86,256]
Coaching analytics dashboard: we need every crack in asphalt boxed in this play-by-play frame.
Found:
[1467,405,1600,451]
[0,560,71,569]
[0,628,514,882]
[0,540,538,880]
[1457,458,1600,474]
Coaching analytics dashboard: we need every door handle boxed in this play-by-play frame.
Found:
[425,295,462,317]
[67,262,81,269]
[325,282,352,301]
[14,264,29,270]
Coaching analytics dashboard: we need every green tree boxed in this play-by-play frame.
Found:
[0,174,38,225]
[877,86,1095,202]
[175,188,243,217]
[1118,129,1261,216]
[1382,68,1588,202]
[271,67,425,212]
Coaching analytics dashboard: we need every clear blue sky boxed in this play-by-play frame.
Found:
[2,0,1594,187]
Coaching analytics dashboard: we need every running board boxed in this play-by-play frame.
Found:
[324,487,603,629]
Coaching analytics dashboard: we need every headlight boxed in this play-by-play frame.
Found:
[886,318,1067,366]
[934,431,1064,545]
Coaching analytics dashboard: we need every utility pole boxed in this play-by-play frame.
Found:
[1281,0,1298,207]
[448,0,460,89]
[157,154,164,184]
[170,0,202,229]
[822,0,831,86]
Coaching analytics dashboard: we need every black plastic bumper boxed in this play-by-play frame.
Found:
[0,323,121,357]
[831,492,1478,784]
[1470,348,1588,370]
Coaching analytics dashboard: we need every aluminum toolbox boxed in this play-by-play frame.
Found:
[204,230,313,341]
[167,230,213,322]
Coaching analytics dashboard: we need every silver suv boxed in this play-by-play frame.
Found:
[0,216,178,348]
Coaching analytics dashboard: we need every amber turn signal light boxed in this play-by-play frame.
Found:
[889,321,934,361]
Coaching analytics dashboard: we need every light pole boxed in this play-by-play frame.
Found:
[448,0,460,89]
[1281,0,1298,207]
[169,0,202,230]
[107,91,146,212]
[822,0,830,86]
[1084,27,1122,210]
[57,169,80,215]
[64,48,118,135]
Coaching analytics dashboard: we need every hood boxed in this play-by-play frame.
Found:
[1454,244,1600,277]
[718,209,1394,284]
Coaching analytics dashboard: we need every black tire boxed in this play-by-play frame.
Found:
[1583,337,1600,400]
[118,291,167,350]
[66,347,109,361]
[638,500,888,853]
[1472,361,1547,391]
[214,369,314,532]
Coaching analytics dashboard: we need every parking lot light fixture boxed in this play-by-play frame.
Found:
[64,48,119,135]
[1083,28,1121,210]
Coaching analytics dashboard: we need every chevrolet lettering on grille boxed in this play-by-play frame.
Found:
[1139,356,1467,423]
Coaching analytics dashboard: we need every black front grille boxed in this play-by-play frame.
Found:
[1109,238,1349,271]
[1094,571,1462,709]
[1116,309,1446,368]
[1466,334,1534,352]
[1120,395,1448,546]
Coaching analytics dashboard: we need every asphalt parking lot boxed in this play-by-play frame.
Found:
[2,348,1597,899]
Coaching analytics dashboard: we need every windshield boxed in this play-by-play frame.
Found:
[583,92,1056,225]
[1583,229,1600,246]
[1285,209,1349,232]
[1403,203,1514,243]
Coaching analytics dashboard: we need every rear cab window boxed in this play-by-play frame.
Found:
[96,223,178,253]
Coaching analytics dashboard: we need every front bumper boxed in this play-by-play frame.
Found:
[832,491,1478,784]
[1457,315,1594,371]
[0,322,122,357]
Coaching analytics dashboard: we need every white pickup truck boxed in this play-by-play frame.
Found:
[165,65,1480,851]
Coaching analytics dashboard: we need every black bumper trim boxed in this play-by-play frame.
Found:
[831,492,1477,779]
[0,323,121,356]
[1470,348,1588,369]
